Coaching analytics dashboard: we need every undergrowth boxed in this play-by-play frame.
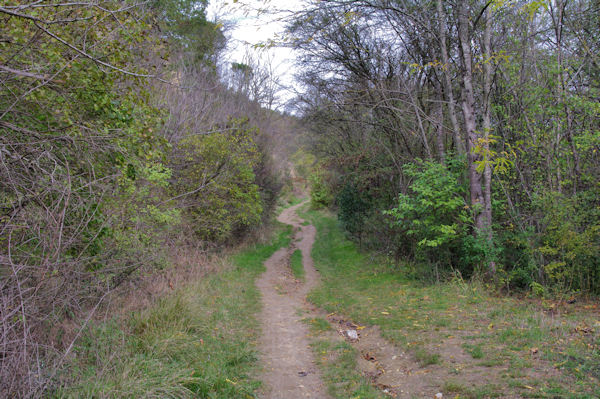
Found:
[300,206,600,399]
[55,223,292,398]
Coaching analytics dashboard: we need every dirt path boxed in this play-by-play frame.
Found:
[257,201,330,399]
[257,202,444,398]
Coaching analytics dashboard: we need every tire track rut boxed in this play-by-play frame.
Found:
[257,201,330,399]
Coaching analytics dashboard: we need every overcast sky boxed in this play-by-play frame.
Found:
[206,0,305,108]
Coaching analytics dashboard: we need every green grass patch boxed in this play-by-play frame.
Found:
[442,381,503,399]
[299,206,600,398]
[463,343,485,359]
[443,380,469,394]
[303,317,331,334]
[414,346,441,366]
[311,340,385,399]
[479,357,504,367]
[276,194,305,213]
[56,223,292,398]
[288,195,304,207]
[289,249,304,281]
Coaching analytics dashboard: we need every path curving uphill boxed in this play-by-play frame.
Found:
[257,201,329,399]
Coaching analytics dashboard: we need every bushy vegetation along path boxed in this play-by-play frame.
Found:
[257,202,329,398]
[300,206,600,399]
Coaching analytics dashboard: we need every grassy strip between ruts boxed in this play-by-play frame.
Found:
[300,206,600,399]
[300,313,386,399]
[55,222,292,399]
[311,339,386,399]
[290,248,305,281]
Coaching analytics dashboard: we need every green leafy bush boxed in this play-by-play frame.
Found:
[493,227,535,290]
[337,182,372,245]
[309,168,333,209]
[534,191,600,293]
[172,118,263,242]
[385,159,472,273]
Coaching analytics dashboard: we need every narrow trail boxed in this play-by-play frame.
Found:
[257,201,330,399]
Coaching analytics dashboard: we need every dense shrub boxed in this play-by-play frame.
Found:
[0,1,290,394]
[337,182,372,246]
[385,159,473,273]
[533,191,600,293]
[172,118,263,242]
[309,168,333,209]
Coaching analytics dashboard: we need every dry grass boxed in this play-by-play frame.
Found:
[54,222,293,398]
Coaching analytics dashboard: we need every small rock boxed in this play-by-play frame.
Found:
[435,393,443,399]
[363,351,376,361]
[346,329,359,340]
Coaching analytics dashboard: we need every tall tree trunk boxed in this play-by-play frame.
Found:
[437,0,465,155]
[458,0,493,275]
[435,79,446,162]
[482,2,496,274]
[457,0,484,229]
[551,0,581,192]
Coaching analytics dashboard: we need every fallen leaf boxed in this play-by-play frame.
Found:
[575,325,594,334]
[554,360,567,368]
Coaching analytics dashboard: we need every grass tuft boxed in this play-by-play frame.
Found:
[462,343,485,359]
[304,317,331,334]
[414,346,441,366]
[289,249,304,281]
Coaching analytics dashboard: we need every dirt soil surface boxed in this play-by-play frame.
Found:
[257,202,330,398]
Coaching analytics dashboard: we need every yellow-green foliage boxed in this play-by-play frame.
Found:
[0,1,284,395]
[291,148,316,179]
[0,0,176,273]
[535,192,600,292]
[173,118,263,242]
[309,166,333,209]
